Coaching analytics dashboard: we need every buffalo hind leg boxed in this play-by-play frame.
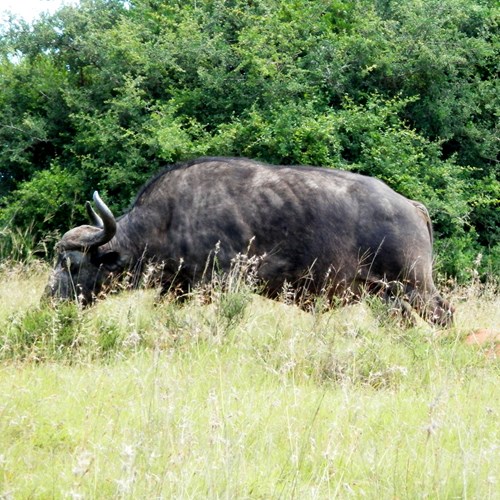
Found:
[419,293,454,327]
[405,286,454,327]
[375,281,453,328]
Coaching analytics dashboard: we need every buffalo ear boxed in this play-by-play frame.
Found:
[98,251,122,272]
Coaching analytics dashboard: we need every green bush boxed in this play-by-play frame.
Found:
[0,0,497,279]
[4,303,83,360]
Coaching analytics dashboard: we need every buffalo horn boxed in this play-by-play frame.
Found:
[91,191,117,245]
[85,201,104,228]
[57,192,117,251]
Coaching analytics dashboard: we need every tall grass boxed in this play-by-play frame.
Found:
[0,261,498,498]
[0,224,58,264]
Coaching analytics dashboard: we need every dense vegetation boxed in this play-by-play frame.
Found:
[0,0,498,278]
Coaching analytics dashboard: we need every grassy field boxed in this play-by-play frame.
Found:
[0,262,498,498]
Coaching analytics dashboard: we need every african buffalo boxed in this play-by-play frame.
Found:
[44,157,453,325]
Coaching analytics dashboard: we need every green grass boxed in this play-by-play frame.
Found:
[0,262,498,498]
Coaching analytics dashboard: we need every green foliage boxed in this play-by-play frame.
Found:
[0,223,52,263]
[95,317,122,354]
[5,302,83,360]
[0,0,498,278]
[1,162,84,236]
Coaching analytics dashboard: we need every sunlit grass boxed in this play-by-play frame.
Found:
[0,262,498,498]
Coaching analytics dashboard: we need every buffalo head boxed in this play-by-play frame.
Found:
[44,192,121,305]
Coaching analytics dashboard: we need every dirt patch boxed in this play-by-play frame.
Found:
[465,329,500,358]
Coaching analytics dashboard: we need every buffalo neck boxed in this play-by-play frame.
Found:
[101,212,146,266]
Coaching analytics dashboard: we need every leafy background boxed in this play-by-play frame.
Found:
[0,0,498,279]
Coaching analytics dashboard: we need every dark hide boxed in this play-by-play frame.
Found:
[45,157,453,326]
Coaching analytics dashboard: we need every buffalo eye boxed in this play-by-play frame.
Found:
[58,254,72,271]
[58,252,83,273]
[98,251,121,272]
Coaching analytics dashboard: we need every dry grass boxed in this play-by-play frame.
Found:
[0,262,498,498]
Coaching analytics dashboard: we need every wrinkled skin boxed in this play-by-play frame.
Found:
[44,157,454,326]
